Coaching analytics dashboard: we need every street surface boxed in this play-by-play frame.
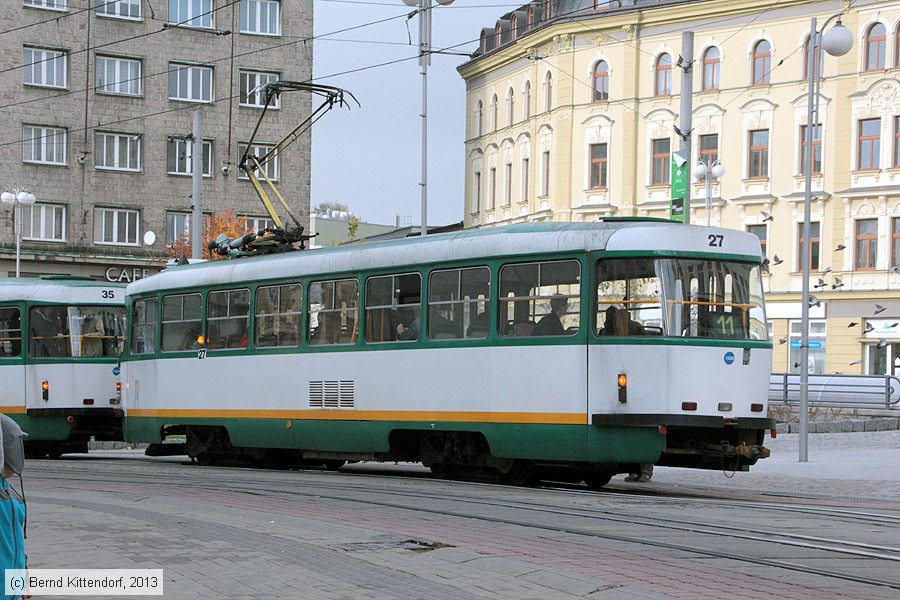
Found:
[20,430,900,599]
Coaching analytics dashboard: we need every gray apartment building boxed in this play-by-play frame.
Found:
[0,0,312,281]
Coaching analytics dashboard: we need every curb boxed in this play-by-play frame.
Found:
[775,417,900,434]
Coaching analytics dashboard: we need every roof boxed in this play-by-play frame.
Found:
[127,221,762,296]
[0,278,126,304]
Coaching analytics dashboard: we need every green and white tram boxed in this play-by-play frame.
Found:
[122,220,773,486]
[0,277,126,457]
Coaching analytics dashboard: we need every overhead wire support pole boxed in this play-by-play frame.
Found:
[678,31,694,226]
[191,109,203,260]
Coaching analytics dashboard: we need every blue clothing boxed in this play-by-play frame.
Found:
[0,478,26,600]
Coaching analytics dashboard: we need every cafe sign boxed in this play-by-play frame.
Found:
[105,267,154,283]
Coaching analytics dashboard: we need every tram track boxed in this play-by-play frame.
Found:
[30,461,900,592]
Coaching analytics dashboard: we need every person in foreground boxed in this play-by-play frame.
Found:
[0,415,28,600]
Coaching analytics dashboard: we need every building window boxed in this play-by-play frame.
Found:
[25,0,67,9]
[592,60,609,102]
[520,157,528,202]
[165,212,191,247]
[22,125,66,165]
[798,221,820,271]
[96,56,141,96]
[748,129,769,178]
[523,81,531,119]
[802,34,823,80]
[747,224,767,258]
[799,124,822,175]
[95,132,141,171]
[543,72,552,112]
[789,319,826,374]
[894,116,900,168]
[491,94,498,131]
[698,134,718,178]
[473,171,481,212]
[541,150,550,196]
[651,138,670,185]
[168,0,212,28]
[239,70,279,108]
[896,24,900,68]
[23,47,67,88]
[752,40,771,85]
[167,137,212,177]
[855,219,878,271]
[506,87,514,126]
[238,143,279,180]
[21,202,65,242]
[589,143,607,190]
[857,118,881,170]
[95,207,139,246]
[240,0,280,36]
[476,101,483,136]
[655,53,672,96]
[168,63,213,102]
[865,23,886,71]
[488,167,496,210]
[892,218,900,268]
[96,0,141,19]
[702,47,720,91]
[503,163,512,206]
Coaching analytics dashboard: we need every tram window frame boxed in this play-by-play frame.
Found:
[427,266,491,340]
[595,258,663,337]
[160,293,203,353]
[206,288,251,351]
[0,307,22,358]
[28,305,72,357]
[255,283,302,348]
[307,278,359,346]
[365,272,422,343]
[131,298,158,355]
[498,259,581,338]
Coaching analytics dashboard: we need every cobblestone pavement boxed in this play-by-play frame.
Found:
[18,430,900,600]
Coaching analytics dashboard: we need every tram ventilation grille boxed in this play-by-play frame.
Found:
[308,380,355,408]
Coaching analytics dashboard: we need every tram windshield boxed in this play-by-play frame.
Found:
[596,258,767,340]
[28,305,126,358]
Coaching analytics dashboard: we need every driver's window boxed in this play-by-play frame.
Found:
[595,259,662,336]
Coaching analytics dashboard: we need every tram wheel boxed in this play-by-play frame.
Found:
[500,460,535,487]
[323,460,346,471]
[430,463,450,479]
[193,452,214,467]
[583,470,614,490]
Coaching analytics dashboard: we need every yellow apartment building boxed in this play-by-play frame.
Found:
[458,0,900,376]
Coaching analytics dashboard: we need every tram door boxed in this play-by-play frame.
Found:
[0,306,25,413]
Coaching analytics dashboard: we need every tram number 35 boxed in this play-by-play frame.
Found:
[101,289,117,299]
[708,234,724,247]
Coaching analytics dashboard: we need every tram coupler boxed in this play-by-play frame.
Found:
[706,441,770,461]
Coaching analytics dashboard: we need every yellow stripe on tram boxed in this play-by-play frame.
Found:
[0,407,27,415]
[127,408,589,425]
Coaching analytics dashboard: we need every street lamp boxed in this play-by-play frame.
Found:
[692,159,726,226]
[1,190,37,278]
[402,0,455,236]
[799,15,853,462]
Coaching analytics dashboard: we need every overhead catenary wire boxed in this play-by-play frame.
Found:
[0,0,122,37]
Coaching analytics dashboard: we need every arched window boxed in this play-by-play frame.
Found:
[896,23,900,68]
[510,15,518,42]
[752,40,771,85]
[543,0,551,20]
[702,47,720,91]
[476,101,483,137]
[802,34,823,80]
[655,53,672,96]
[592,60,609,102]
[524,81,531,120]
[506,87,515,126]
[491,94,499,131]
[865,23,886,71]
[527,6,534,27]
[543,72,552,112]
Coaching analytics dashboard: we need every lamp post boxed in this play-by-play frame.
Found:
[1,190,37,278]
[692,159,725,226]
[402,0,455,236]
[799,15,853,462]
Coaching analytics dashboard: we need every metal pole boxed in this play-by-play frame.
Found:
[191,109,203,260]
[705,157,712,226]
[419,0,430,236]
[799,16,817,462]
[679,31,694,225]
[14,202,21,278]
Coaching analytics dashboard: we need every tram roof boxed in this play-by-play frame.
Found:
[127,221,763,296]
[0,277,125,304]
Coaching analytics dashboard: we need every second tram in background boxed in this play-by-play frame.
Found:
[0,277,126,457]
[122,220,773,487]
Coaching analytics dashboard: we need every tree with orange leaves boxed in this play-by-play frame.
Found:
[166,209,255,261]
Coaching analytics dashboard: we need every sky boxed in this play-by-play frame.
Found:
[312,0,518,227]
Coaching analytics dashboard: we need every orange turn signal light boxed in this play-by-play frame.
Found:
[617,374,627,388]
[617,373,627,404]
[197,335,205,346]
[41,380,49,401]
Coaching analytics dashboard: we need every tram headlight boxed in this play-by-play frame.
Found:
[41,381,49,401]
[617,373,627,404]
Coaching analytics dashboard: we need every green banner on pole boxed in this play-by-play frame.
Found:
[669,150,688,223]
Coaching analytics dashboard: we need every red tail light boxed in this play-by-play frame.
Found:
[751,403,764,412]
[681,402,697,411]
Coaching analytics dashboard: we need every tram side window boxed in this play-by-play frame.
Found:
[131,298,158,355]
[207,289,251,350]
[428,267,491,340]
[595,259,663,336]
[0,308,22,358]
[28,306,71,357]
[161,293,202,352]
[366,273,421,343]
[499,260,580,337]
[70,306,126,357]
[255,283,302,348]
[308,279,358,346]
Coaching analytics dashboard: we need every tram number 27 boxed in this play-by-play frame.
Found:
[197,348,207,360]
[708,234,724,247]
